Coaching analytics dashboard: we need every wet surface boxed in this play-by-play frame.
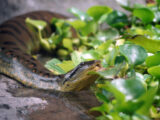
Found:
[0,74,100,120]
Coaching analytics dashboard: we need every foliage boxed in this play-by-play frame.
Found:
[26,0,160,119]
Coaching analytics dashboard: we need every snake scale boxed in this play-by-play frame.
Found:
[0,11,101,92]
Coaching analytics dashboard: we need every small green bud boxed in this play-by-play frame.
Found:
[57,49,69,57]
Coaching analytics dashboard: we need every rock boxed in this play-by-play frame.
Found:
[0,75,100,120]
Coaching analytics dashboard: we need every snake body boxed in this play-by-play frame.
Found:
[0,11,100,92]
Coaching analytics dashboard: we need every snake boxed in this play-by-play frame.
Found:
[0,11,101,92]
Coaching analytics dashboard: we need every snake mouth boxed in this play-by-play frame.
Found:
[60,60,101,92]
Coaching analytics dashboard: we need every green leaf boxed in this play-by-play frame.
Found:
[111,78,146,100]
[68,7,92,21]
[96,28,119,42]
[157,0,160,4]
[99,81,125,103]
[52,18,71,36]
[88,39,102,48]
[105,47,119,66]
[131,114,150,120]
[81,50,100,60]
[62,38,73,51]
[45,58,65,74]
[116,100,144,115]
[97,63,125,79]
[95,89,111,103]
[136,85,158,116]
[87,5,112,21]
[90,103,109,113]
[97,69,118,79]
[71,51,84,66]
[148,65,160,78]
[67,20,86,29]
[106,10,128,28]
[96,40,113,54]
[146,52,160,67]
[127,35,160,53]
[80,21,97,36]
[25,17,47,31]
[57,60,75,72]
[133,8,154,24]
[119,44,147,66]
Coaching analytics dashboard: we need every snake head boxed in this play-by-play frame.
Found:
[60,60,101,92]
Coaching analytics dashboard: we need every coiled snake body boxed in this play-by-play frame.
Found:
[0,11,100,92]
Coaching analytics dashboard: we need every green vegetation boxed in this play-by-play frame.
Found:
[26,0,160,119]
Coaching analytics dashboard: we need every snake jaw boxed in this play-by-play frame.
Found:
[60,60,101,92]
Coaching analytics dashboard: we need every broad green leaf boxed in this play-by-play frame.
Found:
[67,20,86,29]
[98,14,109,24]
[146,52,160,67]
[106,10,128,28]
[97,68,119,79]
[133,3,146,9]
[111,78,146,100]
[110,112,123,120]
[87,5,112,21]
[96,116,111,120]
[90,103,109,113]
[57,60,75,72]
[68,7,92,21]
[99,81,125,103]
[26,17,47,31]
[148,65,160,78]
[52,18,71,36]
[88,39,102,48]
[116,100,144,115]
[127,72,147,89]
[133,8,154,24]
[45,58,65,74]
[81,50,100,60]
[105,47,118,66]
[80,21,97,36]
[119,44,147,66]
[97,62,126,79]
[132,114,150,120]
[126,25,160,41]
[148,4,160,23]
[71,51,84,66]
[127,35,160,53]
[62,38,73,51]
[157,0,160,4]
[96,28,119,42]
[95,89,112,103]
[154,10,160,23]
[136,85,158,116]
[97,40,113,54]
